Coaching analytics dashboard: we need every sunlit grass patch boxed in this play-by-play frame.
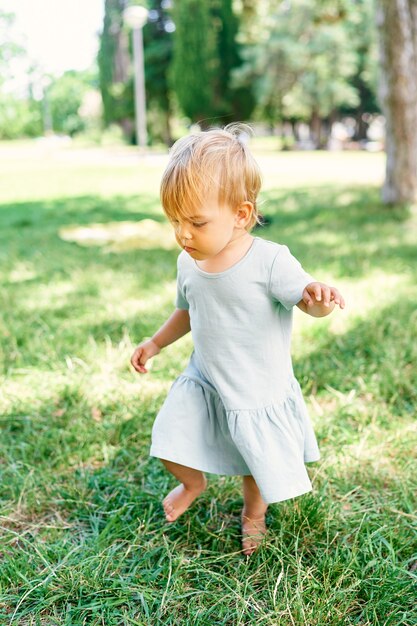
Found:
[59,218,177,252]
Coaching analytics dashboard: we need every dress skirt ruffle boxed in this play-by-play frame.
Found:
[149,374,320,504]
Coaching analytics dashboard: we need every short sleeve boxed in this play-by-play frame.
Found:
[175,254,189,310]
[268,245,315,310]
[176,278,189,309]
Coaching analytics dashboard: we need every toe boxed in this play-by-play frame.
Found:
[241,514,267,556]
[242,538,260,556]
[163,500,176,522]
[164,506,175,520]
[163,498,173,511]
[243,548,255,557]
[242,539,254,555]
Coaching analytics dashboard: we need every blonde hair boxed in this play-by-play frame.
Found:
[160,123,263,231]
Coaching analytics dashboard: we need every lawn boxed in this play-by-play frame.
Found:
[0,140,416,625]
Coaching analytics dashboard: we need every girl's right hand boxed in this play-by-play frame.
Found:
[130,339,161,374]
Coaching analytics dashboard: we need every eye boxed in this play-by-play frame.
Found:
[192,222,207,228]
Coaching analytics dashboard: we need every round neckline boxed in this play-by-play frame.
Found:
[192,236,259,278]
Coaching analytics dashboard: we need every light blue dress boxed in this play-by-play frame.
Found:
[149,236,321,504]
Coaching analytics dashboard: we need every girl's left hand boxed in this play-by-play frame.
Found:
[303,282,345,309]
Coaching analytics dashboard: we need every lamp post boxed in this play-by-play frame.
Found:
[40,74,53,135]
[123,5,149,148]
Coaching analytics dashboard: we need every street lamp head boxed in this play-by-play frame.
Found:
[123,5,149,29]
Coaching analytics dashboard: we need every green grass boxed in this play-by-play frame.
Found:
[0,142,416,625]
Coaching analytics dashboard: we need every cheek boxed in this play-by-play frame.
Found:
[175,233,182,246]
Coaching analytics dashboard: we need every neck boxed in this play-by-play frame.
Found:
[196,231,254,273]
[228,229,252,249]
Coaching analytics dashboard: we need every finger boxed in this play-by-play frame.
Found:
[330,287,341,300]
[322,285,331,306]
[132,361,148,374]
[303,289,314,306]
[130,350,140,368]
[131,349,147,373]
[330,288,345,309]
[313,284,322,302]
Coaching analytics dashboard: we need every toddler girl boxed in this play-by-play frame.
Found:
[131,124,345,556]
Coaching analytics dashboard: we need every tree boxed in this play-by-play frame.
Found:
[143,0,174,144]
[171,0,216,124]
[98,0,176,144]
[0,94,42,139]
[375,0,417,204]
[98,0,134,142]
[211,0,256,121]
[171,0,255,125]
[0,10,24,84]
[236,0,360,145]
[0,10,43,139]
[47,70,97,136]
[338,0,380,141]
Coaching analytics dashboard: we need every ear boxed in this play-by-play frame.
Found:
[235,201,253,228]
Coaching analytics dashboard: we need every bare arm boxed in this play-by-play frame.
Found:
[152,308,191,349]
[131,308,191,374]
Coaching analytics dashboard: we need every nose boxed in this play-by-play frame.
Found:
[176,221,192,241]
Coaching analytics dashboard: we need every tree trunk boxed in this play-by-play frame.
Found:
[355,109,368,141]
[309,108,322,149]
[163,109,174,146]
[376,0,417,204]
[113,15,133,142]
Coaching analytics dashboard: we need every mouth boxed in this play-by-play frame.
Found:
[184,246,196,252]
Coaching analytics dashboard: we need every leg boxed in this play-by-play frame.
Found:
[160,459,207,522]
[241,475,268,556]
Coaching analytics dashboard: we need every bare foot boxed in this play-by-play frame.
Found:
[241,508,267,556]
[163,479,207,522]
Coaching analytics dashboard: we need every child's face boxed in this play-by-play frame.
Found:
[170,190,248,260]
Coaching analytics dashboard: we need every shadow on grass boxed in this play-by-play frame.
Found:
[1,186,415,285]
[0,193,162,229]
[293,297,417,415]
[258,185,415,278]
